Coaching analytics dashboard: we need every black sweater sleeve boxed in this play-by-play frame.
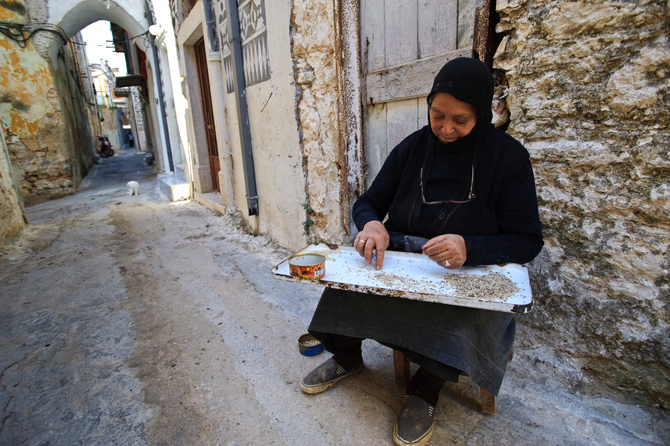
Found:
[352,139,410,230]
[462,159,544,265]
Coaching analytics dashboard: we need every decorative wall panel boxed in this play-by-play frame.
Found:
[214,0,270,93]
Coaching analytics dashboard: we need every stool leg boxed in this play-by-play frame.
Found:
[393,350,411,390]
[480,388,498,415]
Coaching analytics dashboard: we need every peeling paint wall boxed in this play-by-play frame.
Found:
[291,0,348,245]
[494,0,670,408]
[0,124,25,240]
[0,2,27,233]
[0,2,94,206]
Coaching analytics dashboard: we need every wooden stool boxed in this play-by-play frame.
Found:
[393,350,498,415]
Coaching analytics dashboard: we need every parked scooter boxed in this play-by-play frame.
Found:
[99,136,114,158]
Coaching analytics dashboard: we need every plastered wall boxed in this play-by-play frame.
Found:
[100,107,121,150]
[245,0,319,249]
[494,0,670,408]
[172,0,330,249]
[173,0,348,250]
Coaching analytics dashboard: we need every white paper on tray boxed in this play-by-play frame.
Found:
[271,244,533,314]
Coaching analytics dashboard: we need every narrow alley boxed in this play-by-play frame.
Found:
[1,149,668,445]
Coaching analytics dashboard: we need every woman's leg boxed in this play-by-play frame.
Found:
[331,334,364,369]
[300,334,364,394]
[394,366,452,445]
[407,366,448,406]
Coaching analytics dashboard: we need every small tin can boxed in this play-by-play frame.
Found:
[298,333,324,356]
[288,253,326,280]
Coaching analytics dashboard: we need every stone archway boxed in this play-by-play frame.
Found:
[48,0,148,41]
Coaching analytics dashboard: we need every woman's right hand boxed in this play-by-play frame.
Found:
[354,220,389,270]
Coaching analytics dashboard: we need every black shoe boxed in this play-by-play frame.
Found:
[300,358,363,394]
[393,395,436,446]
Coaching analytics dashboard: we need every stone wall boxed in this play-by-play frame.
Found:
[291,0,349,245]
[494,0,670,408]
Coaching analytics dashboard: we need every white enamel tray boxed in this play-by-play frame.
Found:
[272,244,533,314]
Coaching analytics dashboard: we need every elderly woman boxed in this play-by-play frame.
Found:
[301,58,543,446]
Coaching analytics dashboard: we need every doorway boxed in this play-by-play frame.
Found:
[194,37,220,192]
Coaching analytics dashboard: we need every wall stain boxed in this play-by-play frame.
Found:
[0,0,25,13]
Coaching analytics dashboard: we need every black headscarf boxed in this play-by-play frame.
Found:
[427,57,494,152]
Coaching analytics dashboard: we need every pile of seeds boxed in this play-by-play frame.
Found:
[374,271,428,292]
[373,270,519,302]
[301,339,321,347]
[441,272,520,301]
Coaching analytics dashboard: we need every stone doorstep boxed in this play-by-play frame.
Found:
[193,191,228,215]
[157,174,191,202]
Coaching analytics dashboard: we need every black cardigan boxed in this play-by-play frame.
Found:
[353,125,544,266]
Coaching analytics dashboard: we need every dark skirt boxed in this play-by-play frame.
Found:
[308,287,515,395]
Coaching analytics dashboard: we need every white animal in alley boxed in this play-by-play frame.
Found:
[126,181,139,196]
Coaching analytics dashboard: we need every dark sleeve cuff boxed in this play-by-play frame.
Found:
[352,205,382,231]
[462,234,544,266]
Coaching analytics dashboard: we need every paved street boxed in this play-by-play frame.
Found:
[1,150,668,445]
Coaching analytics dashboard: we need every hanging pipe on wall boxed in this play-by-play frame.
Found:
[201,0,219,53]
[227,0,259,216]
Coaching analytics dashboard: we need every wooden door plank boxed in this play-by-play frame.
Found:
[361,0,386,74]
[384,0,418,67]
[365,47,471,106]
[364,103,388,188]
[458,0,477,49]
[417,98,429,129]
[386,99,419,155]
[418,0,458,58]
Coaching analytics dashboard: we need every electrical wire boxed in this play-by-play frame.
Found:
[0,22,39,48]
[73,30,150,47]
[0,21,69,47]
[1,20,151,51]
[74,31,149,48]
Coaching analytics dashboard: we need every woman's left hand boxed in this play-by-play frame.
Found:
[422,234,467,269]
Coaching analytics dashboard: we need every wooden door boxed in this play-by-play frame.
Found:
[360,0,476,187]
[194,37,221,192]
